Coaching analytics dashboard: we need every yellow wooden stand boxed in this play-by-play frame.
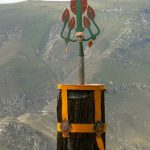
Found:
[57,84,106,150]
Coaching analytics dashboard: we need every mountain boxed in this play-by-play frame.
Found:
[0,117,55,150]
[0,0,150,149]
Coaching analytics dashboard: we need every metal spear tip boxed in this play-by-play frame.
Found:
[68,17,76,29]
[87,5,95,20]
[83,16,91,28]
[70,0,88,15]
[62,8,70,23]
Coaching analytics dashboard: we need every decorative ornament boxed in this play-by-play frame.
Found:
[83,16,91,28]
[76,32,84,42]
[93,121,104,136]
[68,17,76,29]
[87,5,95,20]
[88,40,93,47]
[60,120,72,138]
[62,8,70,22]
[70,0,87,15]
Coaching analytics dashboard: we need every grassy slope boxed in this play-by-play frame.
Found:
[90,1,150,149]
[0,0,150,149]
[0,1,67,112]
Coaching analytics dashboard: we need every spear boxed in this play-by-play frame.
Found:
[61,0,100,85]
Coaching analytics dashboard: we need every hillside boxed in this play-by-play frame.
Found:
[0,0,150,149]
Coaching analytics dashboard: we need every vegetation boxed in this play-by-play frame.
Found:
[0,0,150,149]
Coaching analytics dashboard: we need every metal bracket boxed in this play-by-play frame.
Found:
[60,119,72,138]
[93,121,105,136]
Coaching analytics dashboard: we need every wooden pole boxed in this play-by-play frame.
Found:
[78,42,85,85]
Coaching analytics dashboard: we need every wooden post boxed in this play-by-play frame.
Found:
[57,84,106,150]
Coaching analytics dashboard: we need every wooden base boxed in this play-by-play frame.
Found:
[57,84,106,150]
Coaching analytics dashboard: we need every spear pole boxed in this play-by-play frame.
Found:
[61,0,100,84]
[75,0,84,84]
[78,42,84,84]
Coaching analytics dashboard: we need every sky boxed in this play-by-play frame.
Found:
[0,0,70,4]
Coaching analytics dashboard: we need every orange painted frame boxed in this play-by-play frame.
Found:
[57,84,106,150]
[57,84,106,91]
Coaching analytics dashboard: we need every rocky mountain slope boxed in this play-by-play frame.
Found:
[0,0,150,149]
[0,117,55,150]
